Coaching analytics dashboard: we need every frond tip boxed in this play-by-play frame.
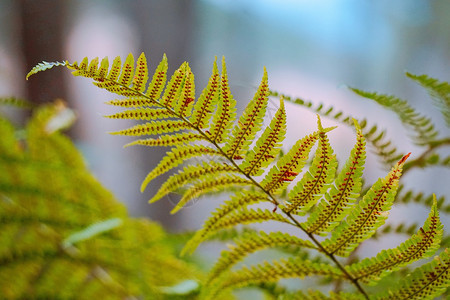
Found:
[26,61,67,80]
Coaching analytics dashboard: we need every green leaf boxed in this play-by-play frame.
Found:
[350,88,438,145]
[132,52,149,93]
[174,63,195,117]
[110,120,190,136]
[140,145,223,192]
[105,108,174,120]
[224,67,269,159]
[149,161,238,204]
[375,249,449,300]
[406,72,450,127]
[240,98,286,176]
[208,57,237,143]
[285,116,337,214]
[191,57,220,129]
[261,128,321,194]
[206,257,342,299]
[303,119,365,235]
[161,61,188,109]
[124,132,205,148]
[182,190,268,256]
[207,231,316,284]
[170,174,252,214]
[346,195,443,284]
[146,54,168,100]
[26,61,67,80]
[118,53,135,86]
[323,153,410,256]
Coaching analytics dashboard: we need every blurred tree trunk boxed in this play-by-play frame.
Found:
[18,0,67,106]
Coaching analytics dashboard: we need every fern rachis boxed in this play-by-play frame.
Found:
[27,53,449,299]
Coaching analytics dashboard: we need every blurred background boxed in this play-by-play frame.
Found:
[1,0,449,246]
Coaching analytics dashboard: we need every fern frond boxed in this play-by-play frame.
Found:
[346,195,443,284]
[184,207,293,258]
[26,61,67,80]
[350,88,439,144]
[304,119,366,235]
[285,116,337,214]
[110,120,190,136]
[140,145,223,192]
[355,120,403,168]
[375,248,449,300]
[207,257,342,298]
[224,68,269,159]
[118,53,134,87]
[174,63,195,117]
[105,108,174,120]
[191,58,220,129]
[261,129,321,194]
[406,72,450,126]
[210,207,293,233]
[171,174,253,214]
[323,153,410,256]
[131,53,149,93]
[124,132,205,148]
[240,98,286,176]
[149,161,237,203]
[207,231,316,284]
[182,190,269,255]
[161,61,188,108]
[146,54,168,99]
[208,57,237,143]
[105,97,156,108]
[278,290,365,300]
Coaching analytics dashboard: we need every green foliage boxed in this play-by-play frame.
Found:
[406,72,450,127]
[0,101,201,299]
[28,54,449,299]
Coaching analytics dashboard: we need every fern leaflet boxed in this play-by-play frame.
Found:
[208,57,236,143]
[182,190,269,255]
[350,88,439,145]
[406,72,450,127]
[206,257,342,299]
[207,231,316,284]
[374,249,449,300]
[240,98,286,176]
[323,153,410,256]
[346,195,443,284]
[285,116,337,214]
[191,57,220,129]
[124,132,205,148]
[303,119,366,235]
[149,161,238,203]
[261,128,322,194]
[140,145,223,192]
[223,67,269,159]
[171,174,253,214]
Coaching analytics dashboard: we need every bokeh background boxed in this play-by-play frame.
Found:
[1,0,449,251]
